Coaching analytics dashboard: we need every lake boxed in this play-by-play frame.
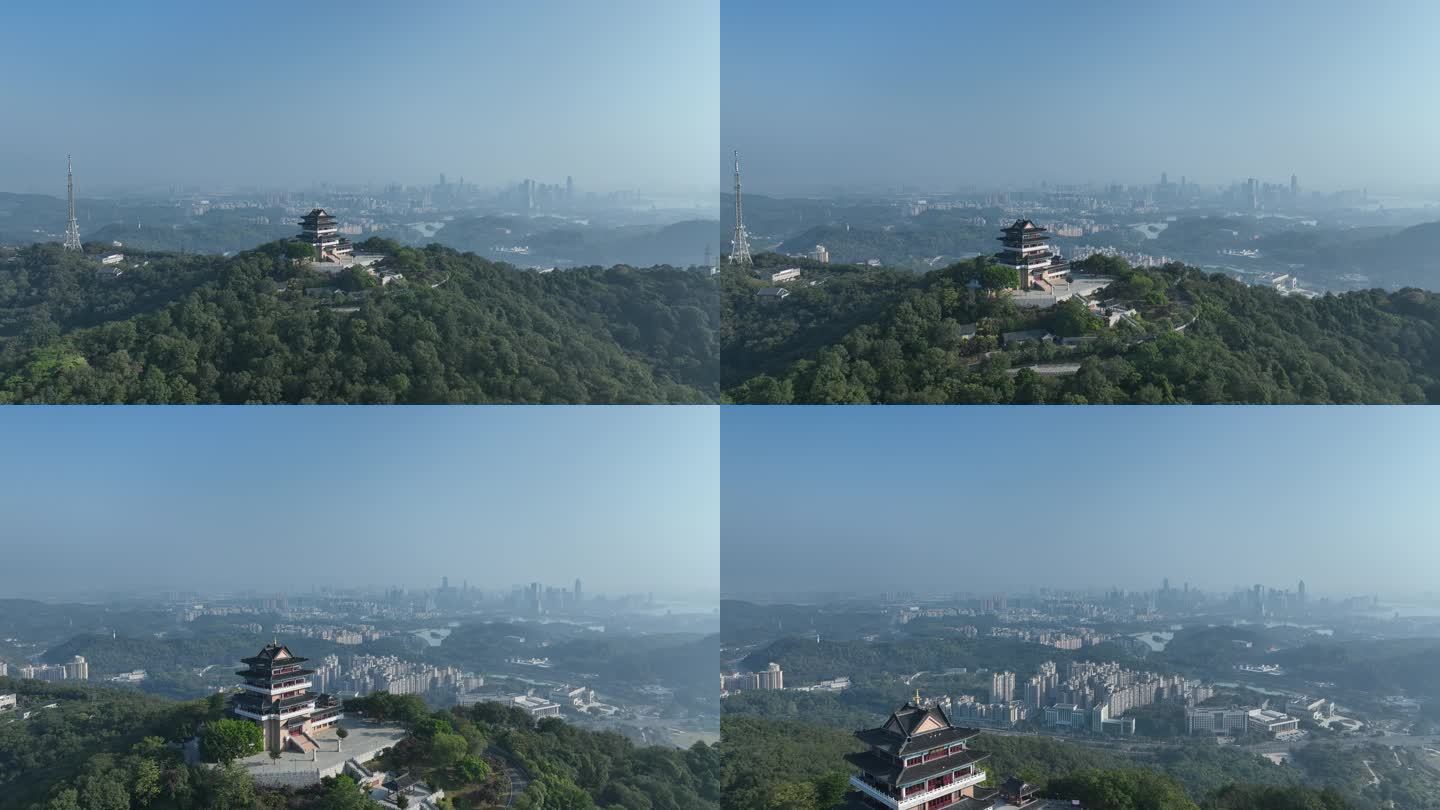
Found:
[411,625,457,647]
[1130,631,1175,651]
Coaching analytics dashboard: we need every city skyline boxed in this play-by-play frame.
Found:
[722,0,1440,193]
[722,406,1440,596]
[0,0,718,194]
[0,407,719,599]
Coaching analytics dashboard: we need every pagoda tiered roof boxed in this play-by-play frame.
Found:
[998,219,1053,246]
[1000,219,1047,234]
[845,746,989,787]
[855,701,981,756]
[241,642,308,668]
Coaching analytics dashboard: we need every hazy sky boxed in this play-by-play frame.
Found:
[723,0,1440,193]
[0,407,718,599]
[723,407,1440,597]
[1,0,718,194]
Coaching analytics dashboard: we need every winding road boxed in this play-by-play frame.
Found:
[486,746,531,808]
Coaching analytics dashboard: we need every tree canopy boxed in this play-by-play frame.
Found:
[723,253,1440,404]
[0,239,717,403]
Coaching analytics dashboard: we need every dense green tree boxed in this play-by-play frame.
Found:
[455,754,491,784]
[199,718,262,764]
[0,241,718,404]
[1049,768,1200,809]
[319,774,379,810]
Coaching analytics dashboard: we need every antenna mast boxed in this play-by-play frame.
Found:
[730,150,752,267]
[63,155,82,251]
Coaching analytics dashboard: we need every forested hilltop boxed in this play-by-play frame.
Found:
[0,239,717,403]
[1,677,718,810]
[720,714,1360,810]
[722,253,1440,404]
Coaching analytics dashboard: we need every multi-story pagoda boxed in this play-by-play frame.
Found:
[297,208,353,261]
[847,698,996,810]
[233,642,343,753]
[995,219,1069,291]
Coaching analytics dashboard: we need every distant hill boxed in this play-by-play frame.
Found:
[434,215,719,267]
[1332,220,1440,287]
[776,221,992,268]
[84,221,294,254]
[1270,637,1440,698]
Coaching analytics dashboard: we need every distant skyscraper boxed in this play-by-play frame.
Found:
[439,173,446,187]
[574,578,582,605]
[63,155,82,251]
[1298,579,1306,604]
[756,662,784,689]
[64,656,88,680]
[729,150,753,267]
[442,576,449,591]
[566,175,574,202]
[812,244,829,264]
[1290,174,1299,198]
[991,670,1016,703]
[1160,172,1168,187]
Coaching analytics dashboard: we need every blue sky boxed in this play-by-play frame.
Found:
[0,407,718,598]
[722,0,1440,192]
[722,406,1439,597]
[1,0,718,193]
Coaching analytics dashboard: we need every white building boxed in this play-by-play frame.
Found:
[513,695,561,719]
[1247,708,1300,737]
[1187,707,1250,736]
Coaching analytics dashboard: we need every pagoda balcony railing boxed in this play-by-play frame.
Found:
[848,776,901,810]
[236,693,314,713]
[849,771,987,810]
[237,667,314,681]
[234,702,314,721]
[240,679,312,695]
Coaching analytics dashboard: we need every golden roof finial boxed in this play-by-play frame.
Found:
[914,688,921,705]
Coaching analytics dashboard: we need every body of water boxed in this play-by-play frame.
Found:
[1130,222,1169,239]
[1130,631,1174,651]
[412,626,455,646]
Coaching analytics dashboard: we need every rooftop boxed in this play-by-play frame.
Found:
[242,643,306,666]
